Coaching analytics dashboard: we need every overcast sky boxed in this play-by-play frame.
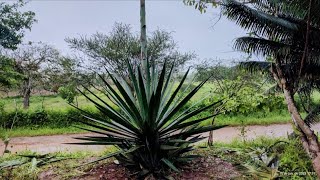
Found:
[23,0,248,64]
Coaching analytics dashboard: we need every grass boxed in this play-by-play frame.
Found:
[0,83,215,112]
[214,110,292,126]
[1,93,98,112]
[0,147,117,180]
[213,136,284,149]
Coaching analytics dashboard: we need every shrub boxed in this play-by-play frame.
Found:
[0,108,100,129]
[74,61,225,177]
[279,138,314,179]
[58,85,78,103]
[218,137,314,179]
[213,80,286,115]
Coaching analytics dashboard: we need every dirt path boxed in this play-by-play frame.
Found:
[1,123,320,154]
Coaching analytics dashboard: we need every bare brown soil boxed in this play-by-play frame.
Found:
[67,156,241,180]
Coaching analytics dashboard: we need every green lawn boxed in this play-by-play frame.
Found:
[2,93,99,112]
[1,83,215,112]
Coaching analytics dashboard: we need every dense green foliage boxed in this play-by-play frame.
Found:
[217,83,285,115]
[0,108,98,129]
[0,56,23,88]
[0,0,36,50]
[58,85,78,103]
[194,61,286,115]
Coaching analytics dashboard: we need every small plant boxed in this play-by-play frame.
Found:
[0,153,67,180]
[234,138,314,179]
[1,99,19,155]
[2,134,10,155]
[238,120,248,143]
[58,85,78,103]
[73,61,225,177]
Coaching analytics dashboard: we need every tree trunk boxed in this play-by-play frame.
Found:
[283,87,320,177]
[23,78,31,109]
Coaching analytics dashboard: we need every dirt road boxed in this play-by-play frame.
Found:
[1,123,320,154]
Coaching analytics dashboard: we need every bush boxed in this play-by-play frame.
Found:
[279,138,314,179]
[213,81,286,115]
[0,108,100,129]
[215,137,314,179]
[58,85,78,103]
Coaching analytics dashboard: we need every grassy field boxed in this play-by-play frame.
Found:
[2,92,99,112]
[1,82,216,112]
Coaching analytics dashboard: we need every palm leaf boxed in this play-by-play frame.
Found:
[222,0,298,39]
[234,37,291,56]
[238,61,271,74]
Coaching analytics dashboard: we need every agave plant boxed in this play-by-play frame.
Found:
[72,60,225,176]
[0,154,66,171]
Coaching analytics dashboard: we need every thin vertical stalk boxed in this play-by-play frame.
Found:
[140,0,151,100]
[140,0,147,66]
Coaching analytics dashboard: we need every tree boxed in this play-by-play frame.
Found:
[0,0,36,89]
[220,0,320,176]
[42,56,81,93]
[0,55,23,91]
[66,23,195,79]
[184,0,219,13]
[195,60,238,81]
[0,0,36,50]
[11,42,59,109]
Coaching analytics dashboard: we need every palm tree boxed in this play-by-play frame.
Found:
[221,0,320,176]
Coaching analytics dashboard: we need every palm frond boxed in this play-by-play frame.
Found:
[304,105,320,127]
[235,37,291,56]
[238,61,272,74]
[222,0,298,39]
